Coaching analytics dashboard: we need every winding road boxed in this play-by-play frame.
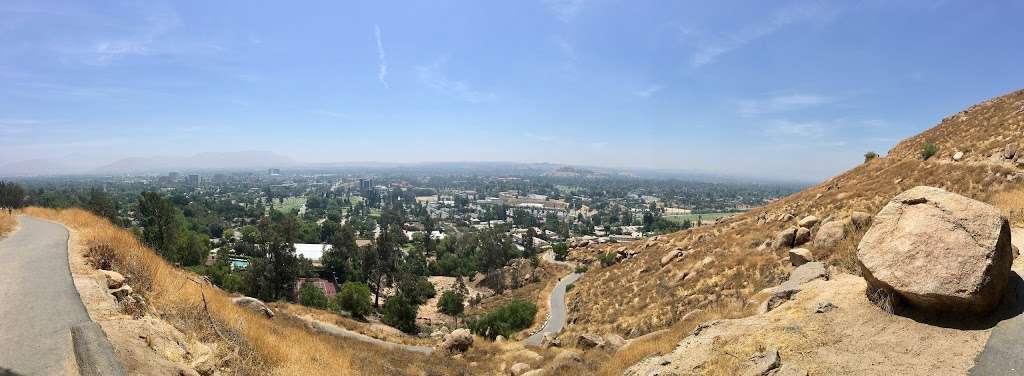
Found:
[524,250,582,346]
[0,217,94,374]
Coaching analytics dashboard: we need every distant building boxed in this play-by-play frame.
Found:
[358,178,373,193]
[294,243,333,267]
[268,168,281,176]
[186,174,201,186]
[296,278,337,298]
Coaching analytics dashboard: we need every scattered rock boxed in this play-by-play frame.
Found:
[775,227,797,249]
[520,370,546,376]
[554,350,582,364]
[813,220,846,248]
[953,151,964,161]
[815,301,838,313]
[768,364,810,376]
[850,211,873,230]
[797,215,819,228]
[787,248,813,266]
[857,186,1013,315]
[495,335,506,343]
[1004,144,1019,159]
[231,296,275,318]
[111,285,133,301]
[793,227,811,246]
[540,333,561,348]
[576,333,605,349]
[786,262,829,287]
[510,362,531,376]
[660,249,683,266]
[605,334,626,349]
[99,270,125,289]
[741,349,780,376]
[441,328,474,353]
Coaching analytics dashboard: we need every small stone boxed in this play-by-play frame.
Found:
[787,248,813,266]
[815,301,838,313]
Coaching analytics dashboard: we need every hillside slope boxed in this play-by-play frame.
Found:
[558,89,1024,367]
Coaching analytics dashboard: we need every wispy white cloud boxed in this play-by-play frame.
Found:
[763,119,827,140]
[544,0,587,23]
[682,2,838,67]
[634,85,664,98]
[374,25,389,89]
[416,59,495,103]
[87,4,182,65]
[736,93,833,116]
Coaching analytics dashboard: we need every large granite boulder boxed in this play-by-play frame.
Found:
[857,186,1013,315]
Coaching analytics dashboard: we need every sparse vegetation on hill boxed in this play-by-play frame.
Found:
[558,88,1024,372]
[23,207,470,375]
[0,212,15,238]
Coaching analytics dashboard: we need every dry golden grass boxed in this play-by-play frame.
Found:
[991,188,1024,226]
[0,212,15,238]
[561,88,1024,348]
[25,207,470,376]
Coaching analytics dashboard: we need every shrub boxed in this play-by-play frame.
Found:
[466,300,537,339]
[574,264,588,273]
[437,290,465,317]
[863,151,878,163]
[921,143,938,160]
[382,293,420,334]
[552,242,569,261]
[599,252,617,267]
[335,282,372,320]
[297,281,330,309]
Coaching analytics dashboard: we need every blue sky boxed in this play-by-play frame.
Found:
[1,1,1022,180]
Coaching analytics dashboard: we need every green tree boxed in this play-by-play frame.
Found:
[297,281,330,309]
[138,192,186,262]
[381,293,419,334]
[0,181,26,214]
[437,290,465,317]
[335,282,372,319]
[921,143,939,160]
[551,242,569,261]
[85,188,118,224]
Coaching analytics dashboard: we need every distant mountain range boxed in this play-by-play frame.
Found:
[0,151,296,177]
[0,150,806,185]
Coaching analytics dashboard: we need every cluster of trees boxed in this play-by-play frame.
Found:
[467,300,537,339]
[137,192,210,266]
[0,181,26,214]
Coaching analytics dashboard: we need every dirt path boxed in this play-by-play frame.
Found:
[524,250,582,346]
[298,315,434,354]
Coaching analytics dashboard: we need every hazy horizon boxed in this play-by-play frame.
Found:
[2,1,1023,181]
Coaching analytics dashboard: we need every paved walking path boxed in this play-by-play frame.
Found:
[970,228,1024,375]
[524,250,582,346]
[0,216,90,375]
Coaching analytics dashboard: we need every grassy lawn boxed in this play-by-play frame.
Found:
[368,208,382,218]
[274,196,307,213]
[664,212,738,225]
[349,196,364,205]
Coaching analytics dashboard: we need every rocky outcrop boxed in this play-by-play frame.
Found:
[812,220,846,248]
[660,249,683,266]
[797,215,819,229]
[787,248,812,266]
[231,296,275,318]
[759,262,829,313]
[775,227,811,249]
[576,333,605,349]
[441,328,474,353]
[99,269,125,289]
[480,258,539,291]
[857,186,1013,315]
